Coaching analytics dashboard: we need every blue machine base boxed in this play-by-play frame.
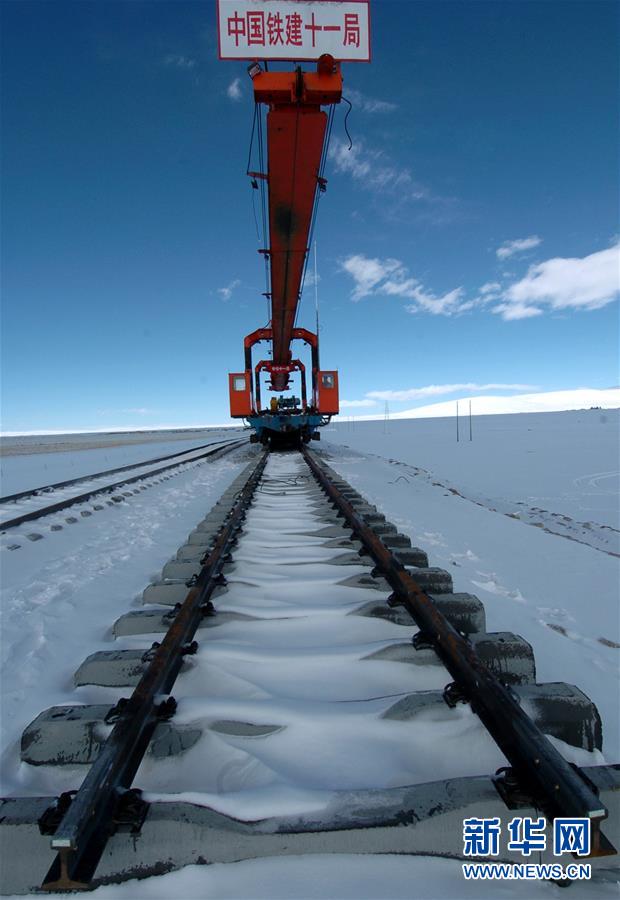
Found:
[248,413,323,439]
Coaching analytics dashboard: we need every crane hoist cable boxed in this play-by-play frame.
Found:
[246,100,271,326]
[296,101,337,327]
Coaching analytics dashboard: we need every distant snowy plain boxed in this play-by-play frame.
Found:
[0,409,618,899]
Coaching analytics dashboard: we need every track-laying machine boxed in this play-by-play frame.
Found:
[228,54,343,446]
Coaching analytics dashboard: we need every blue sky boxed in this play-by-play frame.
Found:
[2,0,618,431]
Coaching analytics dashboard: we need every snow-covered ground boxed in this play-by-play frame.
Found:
[1,411,618,898]
[322,410,620,760]
[329,408,620,535]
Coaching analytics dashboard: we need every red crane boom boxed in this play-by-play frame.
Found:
[252,57,342,390]
[228,55,342,445]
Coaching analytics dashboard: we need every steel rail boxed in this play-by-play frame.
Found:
[41,448,269,891]
[0,437,238,505]
[0,440,247,532]
[301,447,615,857]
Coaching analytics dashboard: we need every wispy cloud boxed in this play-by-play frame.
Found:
[496,235,542,260]
[492,302,543,321]
[340,398,378,408]
[340,253,468,315]
[479,281,501,296]
[494,241,620,320]
[404,287,466,316]
[217,278,241,301]
[345,88,397,114]
[164,54,196,69]
[303,269,321,289]
[366,383,538,402]
[329,138,416,193]
[227,78,243,101]
[328,137,457,224]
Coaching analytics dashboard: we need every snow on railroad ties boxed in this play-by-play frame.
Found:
[1,436,618,900]
[45,452,604,825]
[72,453,490,821]
[320,410,620,763]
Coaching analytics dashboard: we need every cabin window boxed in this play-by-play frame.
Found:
[233,376,247,392]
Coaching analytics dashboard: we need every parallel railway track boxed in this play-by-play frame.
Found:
[0,438,246,533]
[1,446,618,893]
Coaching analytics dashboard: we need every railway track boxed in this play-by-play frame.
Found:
[0,438,246,534]
[1,447,618,893]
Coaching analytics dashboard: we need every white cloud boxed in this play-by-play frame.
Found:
[339,399,378,408]
[496,242,620,319]
[404,286,465,316]
[480,281,501,295]
[492,302,543,321]
[366,383,538,403]
[345,88,397,114]
[380,277,418,298]
[164,54,196,69]
[342,241,620,323]
[217,278,241,301]
[328,138,456,223]
[340,253,466,315]
[340,254,402,301]
[453,299,482,313]
[329,140,369,179]
[227,78,243,101]
[303,270,321,288]
[329,138,424,197]
[496,235,542,260]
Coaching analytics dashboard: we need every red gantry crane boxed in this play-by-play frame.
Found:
[222,0,371,445]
